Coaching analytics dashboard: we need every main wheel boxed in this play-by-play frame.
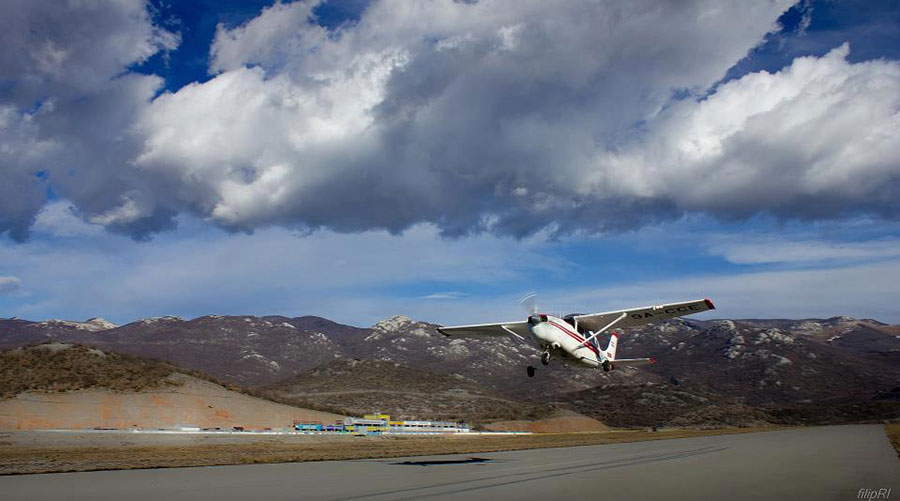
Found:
[602,360,611,372]
[541,351,551,366]
[527,366,536,377]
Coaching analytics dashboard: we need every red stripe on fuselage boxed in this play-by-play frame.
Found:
[547,320,600,355]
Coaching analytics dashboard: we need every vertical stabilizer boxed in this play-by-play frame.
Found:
[605,332,618,360]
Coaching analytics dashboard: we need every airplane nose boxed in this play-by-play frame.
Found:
[531,324,552,342]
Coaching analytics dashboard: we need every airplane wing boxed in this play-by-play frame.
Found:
[612,357,657,367]
[574,298,715,333]
[437,321,531,338]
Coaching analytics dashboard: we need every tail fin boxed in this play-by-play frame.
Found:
[605,332,618,360]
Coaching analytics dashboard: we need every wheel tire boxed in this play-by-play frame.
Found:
[602,360,611,372]
[527,366,536,377]
[541,351,551,366]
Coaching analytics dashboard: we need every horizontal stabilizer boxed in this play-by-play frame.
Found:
[611,357,656,367]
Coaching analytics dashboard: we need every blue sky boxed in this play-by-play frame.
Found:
[1,0,899,326]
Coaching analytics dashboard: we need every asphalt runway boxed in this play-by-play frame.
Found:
[2,425,897,500]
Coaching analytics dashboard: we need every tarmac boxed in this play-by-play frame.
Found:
[1,425,897,500]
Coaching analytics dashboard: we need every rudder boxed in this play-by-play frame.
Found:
[605,332,618,360]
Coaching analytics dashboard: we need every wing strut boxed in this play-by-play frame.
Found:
[501,325,527,344]
[579,312,627,348]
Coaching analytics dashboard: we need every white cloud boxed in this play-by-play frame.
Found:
[32,201,103,237]
[710,237,900,265]
[599,44,900,219]
[209,0,325,75]
[0,104,58,240]
[1,0,898,245]
[88,195,152,227]
[0,0,177,106]
[124,0,797,237]
[0,0,177,240]
[422,292,468,300]
[0,276,21,294]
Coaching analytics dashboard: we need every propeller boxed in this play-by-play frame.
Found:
[518,292,538,317]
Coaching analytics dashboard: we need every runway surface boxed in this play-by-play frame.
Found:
[2,425,897,500]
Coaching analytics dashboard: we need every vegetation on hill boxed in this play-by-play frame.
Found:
[0,343,181,399]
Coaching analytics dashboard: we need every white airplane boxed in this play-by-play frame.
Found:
[438,297,715,377]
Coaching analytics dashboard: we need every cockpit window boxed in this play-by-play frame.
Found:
[563,314,584,332]
[528,314,548,325]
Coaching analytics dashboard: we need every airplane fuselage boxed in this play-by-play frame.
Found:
[529,314,606,368]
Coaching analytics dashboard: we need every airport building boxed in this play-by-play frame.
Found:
[294,413,470,435]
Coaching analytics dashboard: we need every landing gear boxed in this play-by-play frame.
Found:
[527,366,536,377]
[602,360,612,372]
[541,350,551,366]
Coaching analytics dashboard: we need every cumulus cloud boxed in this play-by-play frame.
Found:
[0,0,177,106]
[598,44,900,220]
[0,0,177,240]
[0,104,55,241]
[2,0,899,241]
[0,276,21,294]
[134,0,798,237]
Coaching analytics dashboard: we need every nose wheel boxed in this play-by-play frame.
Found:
[541,350,551,366]
[527,366,536,377]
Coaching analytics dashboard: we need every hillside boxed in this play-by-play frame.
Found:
[633,317,900,406]
[261,358,553,424]
[0,343,344,431]
[0,343,179,399]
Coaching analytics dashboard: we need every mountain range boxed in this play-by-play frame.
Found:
[2,313,898,427]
